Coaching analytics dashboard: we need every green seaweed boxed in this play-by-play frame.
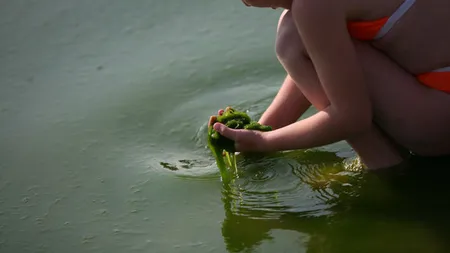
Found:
[207,107,272,181]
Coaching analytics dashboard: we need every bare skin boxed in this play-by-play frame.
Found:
[211,0,450,170]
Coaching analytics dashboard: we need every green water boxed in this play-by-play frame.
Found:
[1,0,450,252]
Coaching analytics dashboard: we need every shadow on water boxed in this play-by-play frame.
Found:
[220,151,450,253]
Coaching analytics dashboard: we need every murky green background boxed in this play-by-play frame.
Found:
[1,0,450,252]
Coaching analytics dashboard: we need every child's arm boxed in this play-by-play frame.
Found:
[258,75,311,129]
[258,10,310,130]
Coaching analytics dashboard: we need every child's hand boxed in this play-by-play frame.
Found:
[212,123,268,152]
[208,108,269,153]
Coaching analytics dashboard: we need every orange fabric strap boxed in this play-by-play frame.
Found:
[347,17,389,41]
[417,72,450,93]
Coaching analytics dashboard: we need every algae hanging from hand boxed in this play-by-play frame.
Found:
[207,107,272,182]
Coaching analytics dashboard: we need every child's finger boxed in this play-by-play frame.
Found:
[213,123,237,140]
[208,116,217,126]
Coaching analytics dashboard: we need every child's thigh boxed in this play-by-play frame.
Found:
[354,41,450,156]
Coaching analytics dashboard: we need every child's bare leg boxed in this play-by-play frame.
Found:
[276,12,407,169]
[354,42,450,157]
[258,75,311,129]
[277,11,450,169]
[258,10,311,130]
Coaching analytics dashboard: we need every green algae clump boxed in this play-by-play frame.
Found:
[207,107,272,181]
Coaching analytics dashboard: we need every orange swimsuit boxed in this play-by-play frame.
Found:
[347,0,450,94]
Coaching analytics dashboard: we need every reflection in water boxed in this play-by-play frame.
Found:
[221,152,450,253]
[222,150,359,219]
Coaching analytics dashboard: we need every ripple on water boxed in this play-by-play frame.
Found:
[152,96,363,202]
[221,150,363,219]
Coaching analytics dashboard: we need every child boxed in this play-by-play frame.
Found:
[210,0,450,170]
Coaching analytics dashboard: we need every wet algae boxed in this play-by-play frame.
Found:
[207,107,272,181]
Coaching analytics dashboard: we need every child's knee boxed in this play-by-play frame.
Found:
[275,17,307,64]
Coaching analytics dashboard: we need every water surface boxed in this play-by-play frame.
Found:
[1,0,450,252]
